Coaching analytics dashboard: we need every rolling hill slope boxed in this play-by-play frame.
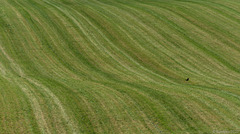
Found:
[1,0,240,133]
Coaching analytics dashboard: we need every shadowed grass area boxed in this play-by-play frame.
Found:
[1,0,240,133]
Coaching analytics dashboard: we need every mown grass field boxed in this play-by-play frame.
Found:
[1,0,240,133]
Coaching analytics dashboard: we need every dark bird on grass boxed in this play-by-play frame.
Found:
[186,78,189,81]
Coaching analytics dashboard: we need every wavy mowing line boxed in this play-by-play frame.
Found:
[60,9,157,83]
[87,2,215,74]
[146,83,240,130]
[25,14,83,79]
[23,0,240,104]
[99,83,172,131]
[171,85,240,127]
[4,1,64,77]
[45,3,126,78]
[26,78,80,134]
[1,2,80,132]
[5,0,80,77]
[94,0,240,123]
[155,4,240,60]
[135,3,240,80]
[87,89,130,133]
[0,43,50,133]
[43,0,212,86]
[68,8,160,82]
[50,1,176,82]
[139,4,240,83]
[96,77,217,131]
[80,6,180,83]
[86,2,236,86]
[29,0,134,81]
[37,78,103,133]
[89,83,158,132]
[160,10,240,83]
[93,8,178,67]
[0,45,79,133]
[1,0,240,133]
[52,81,103,133]
[97,81,186,131]
[51,73,178,132]
[42,0,171,83]
[177,3,240,51]
[7,0,84,79]
[130,4,236,73]
[185,1,240,25]
[91,3,222,83]
[177,2,240,53]
[170,7,240,80]
[62,10,142,79]
[59,79,155,132]
[71,11,144,67]
[128,85,203,131]
[1,41,79,133]
[26,2,118,81]
[18,4,92,80]
[61,74,218,131]
[218,0,240,12]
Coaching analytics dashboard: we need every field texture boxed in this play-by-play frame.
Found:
[1,0,240,133]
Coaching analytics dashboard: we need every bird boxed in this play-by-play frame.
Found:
[186,78,189,81]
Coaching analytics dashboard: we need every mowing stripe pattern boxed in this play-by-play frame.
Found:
[0,0,240,133]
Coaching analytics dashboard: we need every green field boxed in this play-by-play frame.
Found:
[1,0,240,133]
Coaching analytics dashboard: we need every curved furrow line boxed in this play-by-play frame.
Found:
[29,0,152,84]
[176,1,240,55]
[36,0,144,83]
[80,4,182,84]
[175,85,240,128]
[4,0,68,76]
[92,1,232,86]
[127,2,240,75]
[22,2,90,79]
[91,0,225,84]
[177,2,240,50]
[67,7,157,83]
[91,82,158,132]
[1,1,80,132]
[155,4,240,63]
[0,43,50,133]
[186,1,240,26]
[36,77,101,133]
[4,0,61,78]
[136,6,236,70]
[52,1,240,131]
[26,78,80,133]
[131,9,240,87]
[0,45,75,133]
[127,74,240,129]
[90,5,185,78]
[62,8,147,82]
[47,0,176,84]
[102,81,203,131]
[149,83,240,129]
[1,0,240,133]
[167,4,240,80]
[13,0,94,81]
[101,78,240,131]
[143,1,240,62]
[66,6,174,84]
[138,3,240,84]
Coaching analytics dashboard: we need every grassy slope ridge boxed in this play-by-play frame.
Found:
[1,0,240,133]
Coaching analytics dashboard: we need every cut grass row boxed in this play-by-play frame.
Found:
[1,0,240,133]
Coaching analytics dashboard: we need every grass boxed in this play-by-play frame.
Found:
[1,0,240,133]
